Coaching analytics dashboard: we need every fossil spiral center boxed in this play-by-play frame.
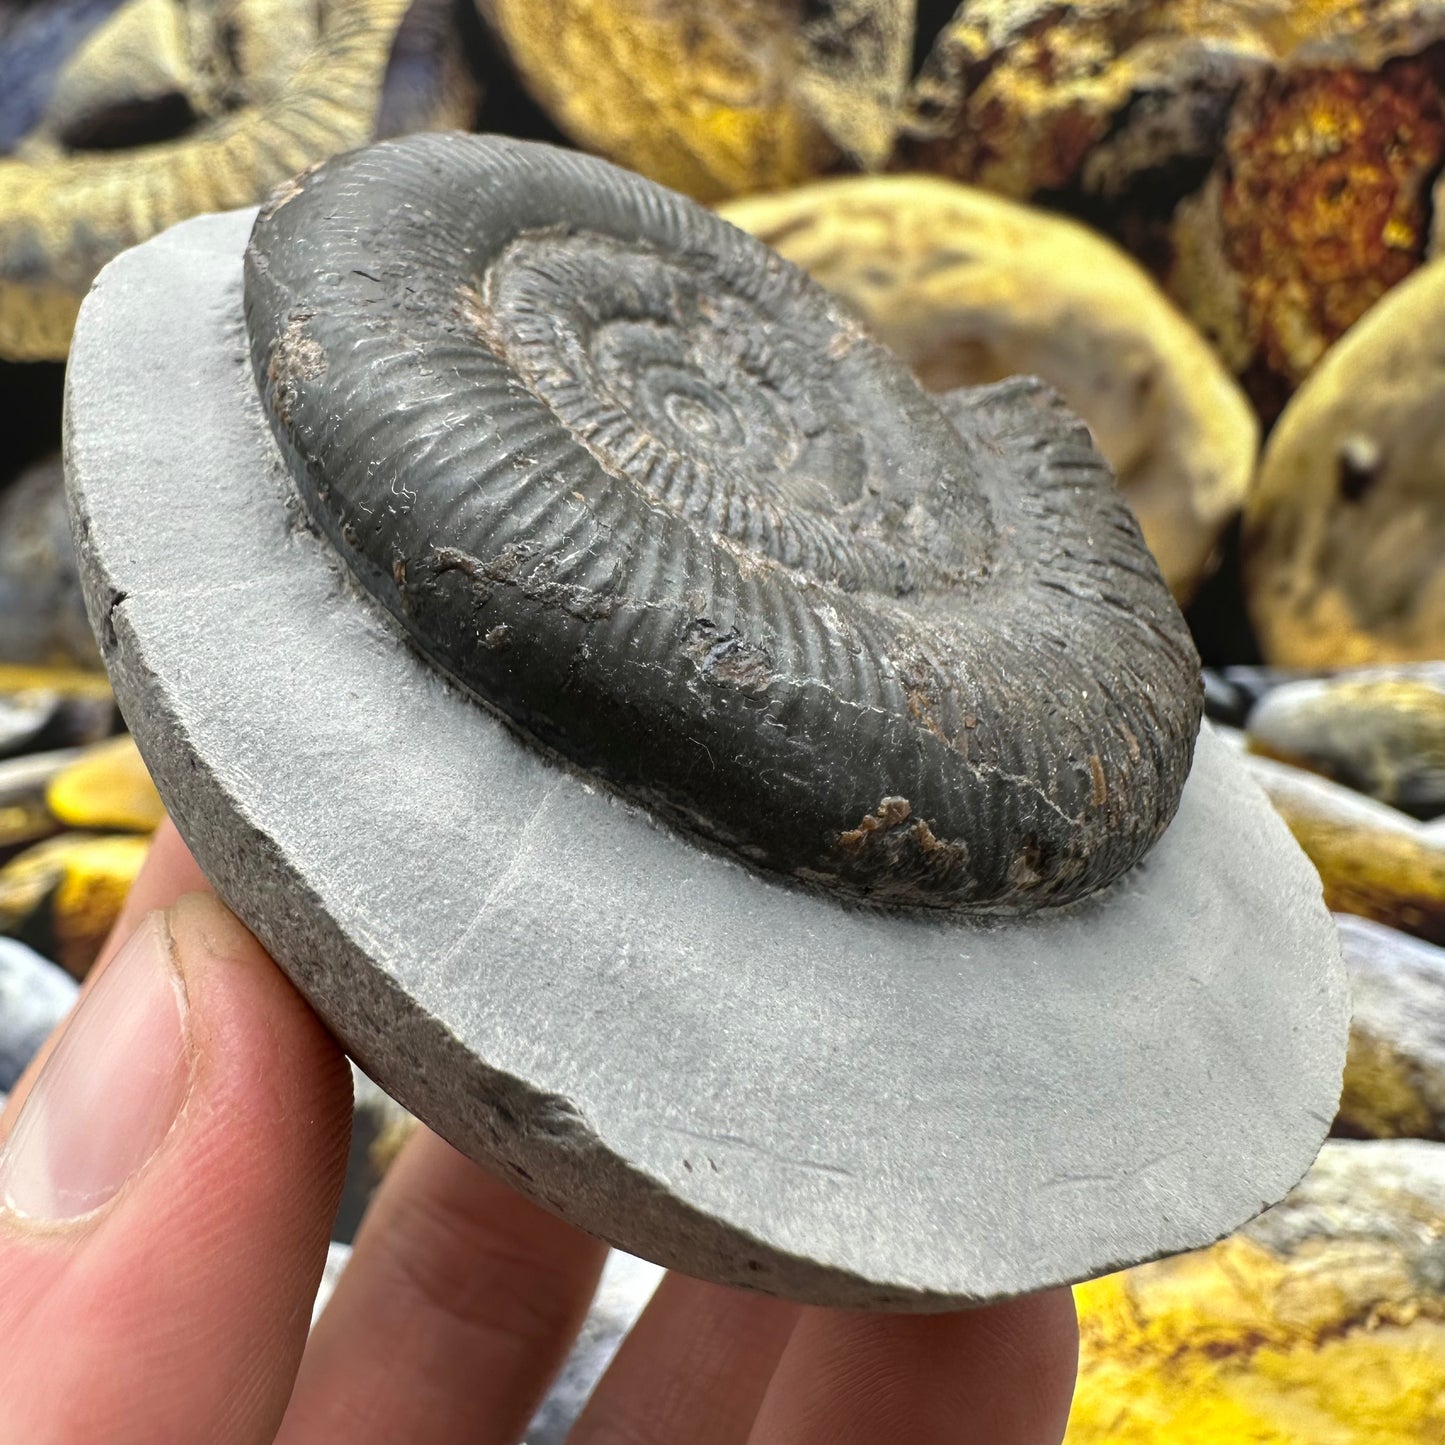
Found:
[591,321,792,467]
[484,231,876,528]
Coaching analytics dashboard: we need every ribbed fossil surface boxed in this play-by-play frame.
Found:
[243,133,1202,910]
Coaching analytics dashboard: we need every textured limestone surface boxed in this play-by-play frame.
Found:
[64,207,1348,1309]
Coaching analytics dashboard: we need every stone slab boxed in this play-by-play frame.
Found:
[63,207,1350,1309]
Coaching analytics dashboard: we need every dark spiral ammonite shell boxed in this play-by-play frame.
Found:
[242,132,1203,911]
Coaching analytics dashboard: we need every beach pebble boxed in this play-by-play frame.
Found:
[0,933,76,1091]
[0,831,149,978]
[1242,751,1445,946]
[1248,668,1445,819]
[1244,257,1445,664]
[0,456,98,668]
[1336,914,1445,1142]
[45,735,164,833]
[1068,1139,1445,1444]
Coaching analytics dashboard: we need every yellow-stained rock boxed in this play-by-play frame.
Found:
[477,0,839,200]
[1243,751,1445,946]
[0,800,61,860]
[0,0,464,360]
[1248,669,1445,818]
[1335,914,1445,1141]
[1067,1139,1445,1443]
[1243,260,1445,665]
[0,665,112,701]
[45,736,163,834]
[720,175,1258,601]
[0,747,84,859]
[0,832,149,978]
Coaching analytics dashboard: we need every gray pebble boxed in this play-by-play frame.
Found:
[525,1252,665,1445]
[311,1240,352,1330]
[306,1239,664,1441]
[0,935,77,1091]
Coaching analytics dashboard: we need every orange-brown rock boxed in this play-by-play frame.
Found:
[900,1,1445,414]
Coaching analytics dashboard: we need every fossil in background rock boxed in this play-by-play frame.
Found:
[0,0,476,360]
[721,174,1258,603]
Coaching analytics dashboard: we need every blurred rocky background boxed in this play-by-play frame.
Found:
[5,1,1445,1439]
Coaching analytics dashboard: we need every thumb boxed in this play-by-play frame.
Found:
[0,894,352,1444]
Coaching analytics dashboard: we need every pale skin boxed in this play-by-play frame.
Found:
[0,821,1079,1443]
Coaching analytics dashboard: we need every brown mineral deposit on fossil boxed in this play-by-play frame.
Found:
[899,0,1445,411]
[0,0,473,360]
[1066,1140,1445,1444]
[1334,914,1445,1143]
[1243,259,1445,666]
[720,175,1257,601]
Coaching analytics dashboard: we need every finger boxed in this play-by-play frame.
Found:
[1,817,210,1128]
[279,1127,609,1445]
[748,1289,1079,1445]
[0,893,353,1444]
[569,1272,800,1445]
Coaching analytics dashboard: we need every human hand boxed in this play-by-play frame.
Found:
[0,821,1078,1444]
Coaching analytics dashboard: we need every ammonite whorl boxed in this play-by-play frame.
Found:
[242,132,1203,911]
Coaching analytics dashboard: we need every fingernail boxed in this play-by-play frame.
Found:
[0,913,190,1223]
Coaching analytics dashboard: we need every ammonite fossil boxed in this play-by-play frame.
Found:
[243,133,1202,912]
[0,0,475,360]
